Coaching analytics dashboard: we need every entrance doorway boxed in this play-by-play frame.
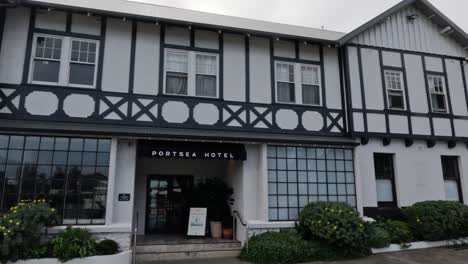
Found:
[145,175,193,234]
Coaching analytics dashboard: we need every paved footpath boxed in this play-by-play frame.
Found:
[153,248,468,264]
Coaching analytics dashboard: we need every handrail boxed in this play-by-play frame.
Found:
[232,210,249,252]
[132,212,139,264]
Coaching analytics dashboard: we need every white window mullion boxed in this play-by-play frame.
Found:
[60,37,71,86]
[188,51,196,96]
[295,63,302,105]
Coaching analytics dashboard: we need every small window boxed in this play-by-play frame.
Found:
[374,153,397,207]
[301,65,320,105]
[384,70,405,110]
[69,40,98,86]
[29,34,99,88]
[276,62,295,103]
[196,54,217,97]
[164,49,218,98]
[441,156,463,202]
[428,75,448,113]
[165,51,188,95]
[275,61,321,106]
[32,36,63,83]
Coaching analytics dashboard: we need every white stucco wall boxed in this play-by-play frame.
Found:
[356,139,468,208]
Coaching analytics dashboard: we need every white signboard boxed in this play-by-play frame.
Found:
[187,208,207,236]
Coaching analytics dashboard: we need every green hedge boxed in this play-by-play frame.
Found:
[298,202,369,257]
[402,200,468,241]
[366,225,390,249]
[239,231,338,264]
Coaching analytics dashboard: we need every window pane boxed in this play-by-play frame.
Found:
[277,83,295,103]
[166,72,188,95]
[166,52,188,73]
[389,93,404,109]
[69,63,95,86]
[376,179,394,202]
[444,180,460,201]
[302,85,320,105]
[301,65,319,85]
[33,60,60,83]
[196,75,216,97]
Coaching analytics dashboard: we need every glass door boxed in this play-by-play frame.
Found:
[145,175,193,234]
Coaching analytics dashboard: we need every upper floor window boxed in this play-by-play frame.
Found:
[428,75,448,113]
[164,49,218,98]
[275,61,321,106]
[29,34,99,88]
[384,70,405,110]
[441,156,463,202]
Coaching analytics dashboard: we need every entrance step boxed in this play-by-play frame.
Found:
[136,239,241,262]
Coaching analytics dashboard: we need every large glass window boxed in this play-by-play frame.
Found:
[441,156,463,202]
[0,135,111,225]
[30,34,99,88]
[374,153,397,207]
[164,49,218,98]
[275,61,321,106]
[267,146,355,221]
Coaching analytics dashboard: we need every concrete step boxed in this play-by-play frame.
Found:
[136,241,241,253]
[136,248,241,262]
[136,240,242,261]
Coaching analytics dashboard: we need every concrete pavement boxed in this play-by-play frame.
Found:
[151,248,468,264]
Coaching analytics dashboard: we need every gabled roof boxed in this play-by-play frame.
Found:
[339,0,468,49]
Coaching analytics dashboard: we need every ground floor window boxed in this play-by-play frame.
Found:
[441,156,463,202]
[374,153,397,207]
[0,135,111,225]
[267,146,356,221]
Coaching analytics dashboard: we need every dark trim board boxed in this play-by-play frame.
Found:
[0,83,348,139]
[356,47,368,133]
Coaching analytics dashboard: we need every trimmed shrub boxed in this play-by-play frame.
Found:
[402,200,468,241]
[0,199,55,263]
[366,225,391,249]
[50,226,98,262]
[377,220,413,244]
[96,239,119,255]
[239,231,338,264]
[298,202,369,257]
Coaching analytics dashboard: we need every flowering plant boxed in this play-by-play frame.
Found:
[0,199,56,263]
[298,202,369,257]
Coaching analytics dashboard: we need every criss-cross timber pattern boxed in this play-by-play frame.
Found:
[0,84,346,136]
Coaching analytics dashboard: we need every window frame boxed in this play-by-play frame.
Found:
[427,74,449,113]
[163,48,219,98]
[29,33,100,89]
[384,70,406,110]
[373,153,398,208]
[274,61,322,106]
[441,156,463,202]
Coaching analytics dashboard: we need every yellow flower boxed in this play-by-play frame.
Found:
[16,222,20,226]
[3,233,6,236]
[8,220,13,224]
[51,208,56,212]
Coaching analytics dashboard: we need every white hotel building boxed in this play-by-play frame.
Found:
[1,0,468,260]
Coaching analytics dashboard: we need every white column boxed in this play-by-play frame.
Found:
[257,144,269,221]
[105,138,118,225]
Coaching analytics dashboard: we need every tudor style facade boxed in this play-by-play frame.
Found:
[0,0,467,253]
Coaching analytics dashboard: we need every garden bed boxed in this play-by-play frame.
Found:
[372,238,468,254]
[7,250,131,264]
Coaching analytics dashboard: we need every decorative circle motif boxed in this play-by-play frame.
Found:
[275,109,298,130]
[162,101,189,123]
[25,91,58,116]
[302,111,324,131]
[193,103,219,125]
[63,94,95,118]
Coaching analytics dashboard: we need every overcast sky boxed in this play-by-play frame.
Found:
[134,0,468,33]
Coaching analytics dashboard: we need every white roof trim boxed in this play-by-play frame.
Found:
[27,0,345,42]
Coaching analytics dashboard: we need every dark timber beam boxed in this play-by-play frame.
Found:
[427,140,436,148]
[404,139,414,147]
